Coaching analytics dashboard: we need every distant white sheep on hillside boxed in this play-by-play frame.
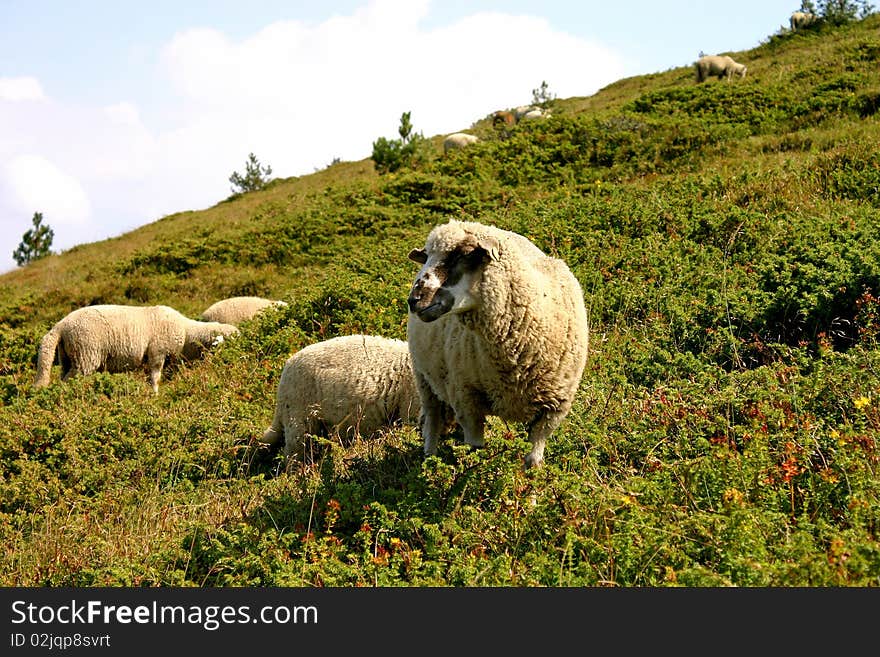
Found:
[513,105,539,121]
[520,107,551,121]
[790,10,818,30]
[695,54,747,83]
[443,132,479,154]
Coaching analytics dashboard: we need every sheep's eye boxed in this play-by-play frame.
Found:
[458,247,486,268]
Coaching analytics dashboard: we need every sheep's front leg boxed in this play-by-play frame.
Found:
[525,408,568,468]
[416,374,448,456]
[454,390,487,448]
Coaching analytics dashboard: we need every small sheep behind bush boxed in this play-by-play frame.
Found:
[200,296,288,326]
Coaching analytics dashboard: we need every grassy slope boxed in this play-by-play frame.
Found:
[1,18,879,586]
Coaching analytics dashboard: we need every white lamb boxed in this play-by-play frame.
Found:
[32,304,239,393]
[694,54,747,83]
[406,219,590,468]
[443,132,479,154]
[260,334,421,462]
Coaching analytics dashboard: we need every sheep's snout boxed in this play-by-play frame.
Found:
[408,274,454,322]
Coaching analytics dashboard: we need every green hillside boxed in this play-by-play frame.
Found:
[2,16,879,586]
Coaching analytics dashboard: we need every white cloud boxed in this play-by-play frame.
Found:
[3,155,92,226]
[105,101,141,126]
[157,0,626,180]
[0,76,45,102]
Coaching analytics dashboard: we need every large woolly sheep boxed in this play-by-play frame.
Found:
[32,304,238,393]
[200,296,288,326]
[406,219,590,468]
[443,132,479,154]
[694,54,747,83]
[790,10,818,30]
[260,334,421,462]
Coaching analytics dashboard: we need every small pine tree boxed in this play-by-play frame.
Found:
[531,80,557,108]
[229,152,273,194]
[799,0,818,14]
[817,0,874,24]
[371,111,427,174]
[13,211,54,266]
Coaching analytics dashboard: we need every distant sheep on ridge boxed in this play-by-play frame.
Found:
[695,54,747,83]
[790,11,818,31]
[443,132,480,154]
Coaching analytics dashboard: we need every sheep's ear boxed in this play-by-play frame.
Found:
[477,236,500,261]
[409,248,428,264]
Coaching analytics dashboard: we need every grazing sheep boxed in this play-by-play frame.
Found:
[443,132,480,154]
[32,304,238,393]
[695,54,747,83]
[260,334,421,462]
[790,10,817,30]
[406,219,590,469]
[200,296,288,326]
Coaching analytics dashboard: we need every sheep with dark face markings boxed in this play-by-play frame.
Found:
[406,219,589,468]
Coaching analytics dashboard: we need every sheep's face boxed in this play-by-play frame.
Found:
[182,324,238,360]
[407,234,498,323]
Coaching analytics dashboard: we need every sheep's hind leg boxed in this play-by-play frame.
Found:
[524,408,568,468]
[146,353,165,394]
[282,418,308,463]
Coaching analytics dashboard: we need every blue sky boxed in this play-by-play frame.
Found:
[0,0,802,273]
